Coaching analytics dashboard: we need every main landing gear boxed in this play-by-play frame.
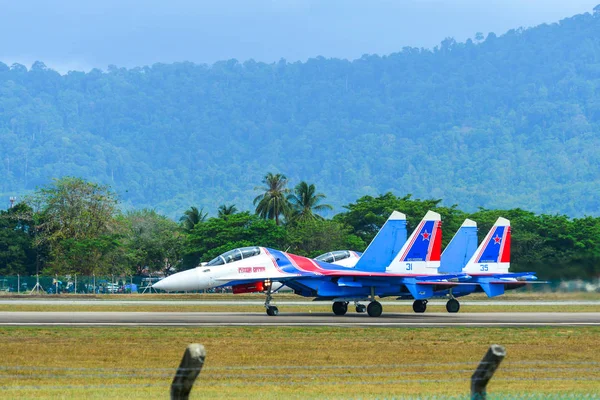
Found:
[412,299,427,313]
[264,289,279,316]
[412,298,460,313]
[446,298,460,313]
[366,301,382,317]
[332,300,380,317]
[445,288,460,313]
[332,301,348,316]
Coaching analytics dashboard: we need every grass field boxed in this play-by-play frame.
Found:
[0,326,598,399]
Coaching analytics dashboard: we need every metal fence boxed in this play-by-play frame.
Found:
[0,275,163,294]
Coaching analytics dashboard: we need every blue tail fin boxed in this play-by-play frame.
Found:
[353,211,407,272]
[439,219,478,273]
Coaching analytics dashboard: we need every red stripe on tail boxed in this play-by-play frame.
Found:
[429,221,442,261]
[500,227,511,262]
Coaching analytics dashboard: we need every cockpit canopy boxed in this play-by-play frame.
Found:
[315,250,353,264]
[206,246,261,266]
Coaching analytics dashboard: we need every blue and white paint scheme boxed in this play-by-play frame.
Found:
[439,219,478,274]
[456,217,540,299]
[153,210,467,317]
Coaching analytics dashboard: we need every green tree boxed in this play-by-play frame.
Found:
[182,212,286,268]
[286,219,364,257]
[0,203,37,275]
[179,206,207,231]
[334,193,466,246]
[26,177,121,274]
[253,173,291,226]
[217,204,238,219]
[124,209,184,275]
[287,181,333,222]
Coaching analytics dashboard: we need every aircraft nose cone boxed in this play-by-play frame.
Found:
[153,268,203,292]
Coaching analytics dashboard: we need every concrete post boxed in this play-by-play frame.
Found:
[171,344,206,400]
[471,344,506,400]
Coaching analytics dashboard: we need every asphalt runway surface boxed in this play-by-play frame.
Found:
[0,311,598,327]
[1,299,599,306]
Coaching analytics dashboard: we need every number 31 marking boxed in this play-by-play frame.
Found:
[406,263,413,271]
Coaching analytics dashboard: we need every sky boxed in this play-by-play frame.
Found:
[0,0,599,72]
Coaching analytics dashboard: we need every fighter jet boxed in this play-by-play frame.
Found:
[320,216,541,313]
[153,211,469,317]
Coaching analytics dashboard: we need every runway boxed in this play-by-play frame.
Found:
[1,299,599,306]
[0,311,598,327]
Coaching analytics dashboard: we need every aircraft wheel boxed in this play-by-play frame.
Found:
[332,301,348,316]
[446,299,460,313]
[266,306,279,316]
[355,304,366,313]
[412,299,427,313]
[367,301,382,317]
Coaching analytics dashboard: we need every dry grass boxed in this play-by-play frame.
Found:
[0,326,598,399]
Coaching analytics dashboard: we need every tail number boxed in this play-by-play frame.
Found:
[406,263,413,271]
[480,264,488,272]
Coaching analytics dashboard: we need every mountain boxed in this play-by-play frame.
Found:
[2,9,600,217]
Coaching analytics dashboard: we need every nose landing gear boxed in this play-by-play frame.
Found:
[264,288,279,316]
[266,305,279,316]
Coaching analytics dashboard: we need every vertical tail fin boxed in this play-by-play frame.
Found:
[353,211,407,272]
[439,219,478,273]
[387,210,442,274]
[464,217,511,274]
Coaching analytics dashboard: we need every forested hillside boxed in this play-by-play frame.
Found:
[2,9,600,217]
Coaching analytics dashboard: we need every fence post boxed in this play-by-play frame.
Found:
[471,344,506,400]
[171,344,206,400]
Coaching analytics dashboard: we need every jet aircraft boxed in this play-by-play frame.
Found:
[153,211,468,316]
[320,217,541,313]
[443,217,540,301]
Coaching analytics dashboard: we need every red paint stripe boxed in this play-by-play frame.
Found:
[286,253,324,275]
[500,227,511,263]
[428,221,442,261]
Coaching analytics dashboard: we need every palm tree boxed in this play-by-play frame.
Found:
[179,206,207,230]
[253,173,291,226]
[217,204,238,219]
[287,181,333,222]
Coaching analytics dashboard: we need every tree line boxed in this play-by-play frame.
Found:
[3,8,600,217]
[0,175,598,281]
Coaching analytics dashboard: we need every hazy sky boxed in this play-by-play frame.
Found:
[1,0,598,72]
